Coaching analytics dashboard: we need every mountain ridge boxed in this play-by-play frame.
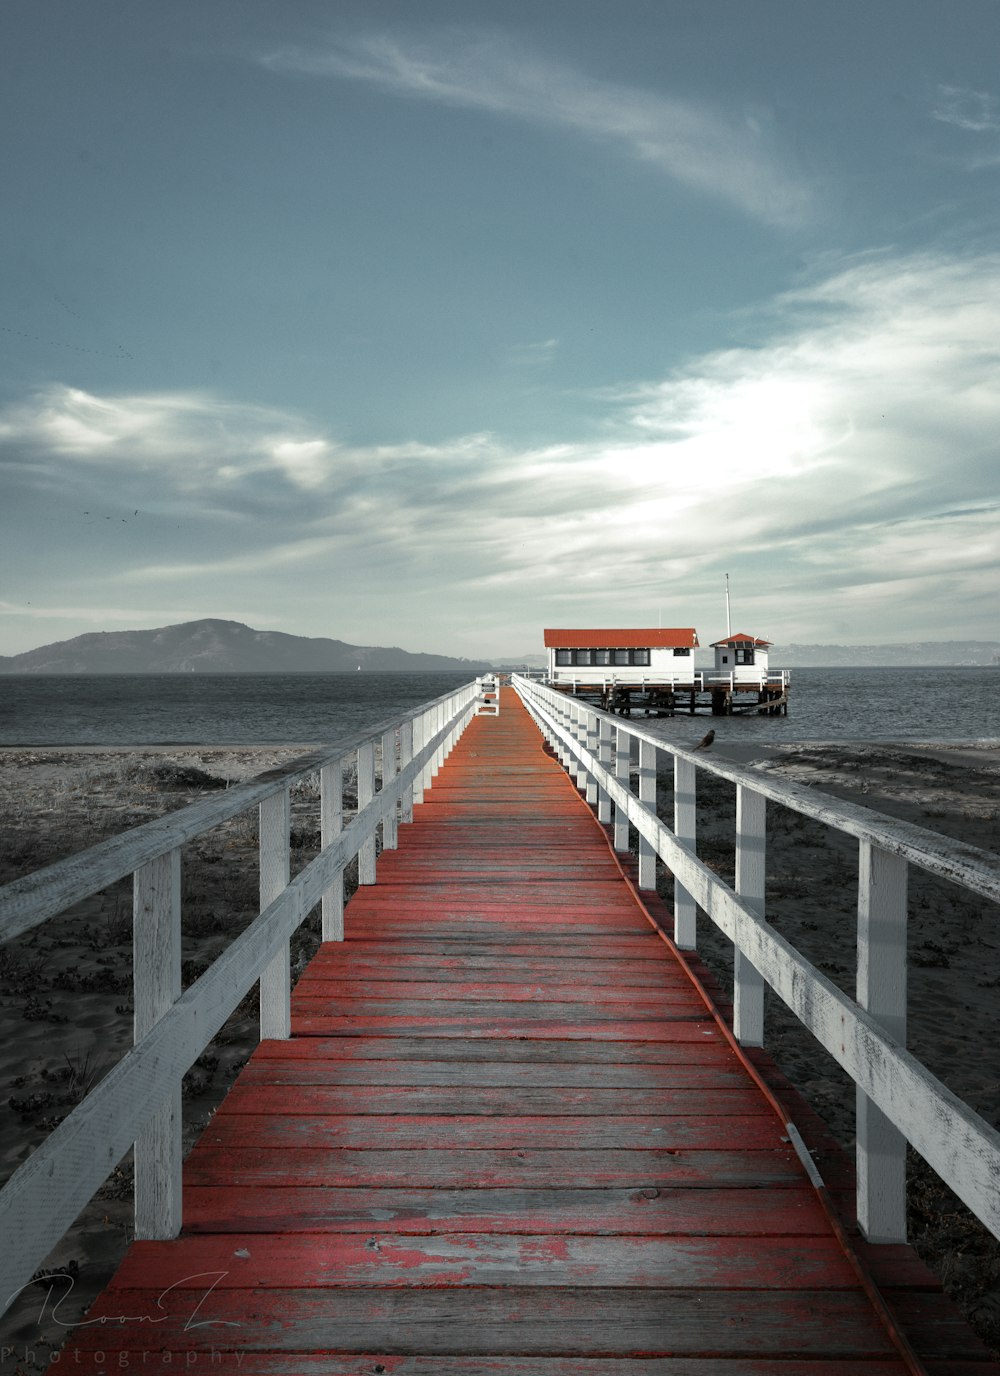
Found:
[0,619,492,674]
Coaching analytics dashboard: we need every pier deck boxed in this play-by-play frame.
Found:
[58,689,996,1372]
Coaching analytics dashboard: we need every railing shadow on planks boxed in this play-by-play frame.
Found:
[512,672,1000,1252]
[0,675,499,1318]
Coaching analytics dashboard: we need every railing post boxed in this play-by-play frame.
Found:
[734,785,766,1046]
[571,700,587,792]
[400,718,414,822]
[584,706,600,805]
[556,696,572,770]
[133,847,181,1239]
[597,715,613,824]
[638,739,656,890]
[382,727,398,851]
[357,740,376,885]
[320,760,344,941]
[259,788,291,1039]
[673,756,697,949]
[857,840,909,1242]
[614,724,630,852]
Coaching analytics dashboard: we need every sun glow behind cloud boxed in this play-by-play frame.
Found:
[2,249,999,651]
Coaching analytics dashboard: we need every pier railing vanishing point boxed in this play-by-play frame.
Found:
[513,672,1000,1248]
[0,676,497,1317]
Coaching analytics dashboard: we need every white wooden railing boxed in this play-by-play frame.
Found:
[0,677,494,1318]
[513,674,1000,1247]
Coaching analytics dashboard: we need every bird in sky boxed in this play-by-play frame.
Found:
[692,729,716,751]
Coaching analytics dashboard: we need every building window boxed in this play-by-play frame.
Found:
[613,649,630,665]
[721,654,729,664]
[673,647,691,657]
[595,648,611,665]
[555,649,571,665]
[574,649,593,665]
[632,649,650,666]
[735,647,755,665]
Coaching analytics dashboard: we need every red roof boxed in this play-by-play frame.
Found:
[709,632,772,648]
[544,628,699,649]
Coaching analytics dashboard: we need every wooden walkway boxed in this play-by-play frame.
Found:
[60,689,997,1373]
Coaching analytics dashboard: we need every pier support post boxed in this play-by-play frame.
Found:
[259,788,291,1039]
[673,757,697,949]
[572,701,588,793]
[133,847,182,1239]
[321,760,344,940]
[638,739,656,890]
[734,786,766,1046]
[613,725,630,852]
[856,841,908,1242]
[358,740,376,884]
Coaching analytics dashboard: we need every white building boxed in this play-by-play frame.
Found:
[544,627,700,687]
[709,633,773,686]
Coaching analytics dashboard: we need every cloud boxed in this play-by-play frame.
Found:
[4,249,1000,649]
[931,85,1000,167]
[0,385,337,497]
[260,31,812,227]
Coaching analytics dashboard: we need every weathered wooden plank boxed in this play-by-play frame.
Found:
[200,1113,786,1151]
[215,1084,771,1118]
[109,1232,858,1290]
[289,998,702,1022]
[290,1016,714,1040]
[58,1357,911,1376]
[255,1034,729,1062]
[337,937,664,957]
[65,1287,901,1356]
[292,977,691,1002]
[302,956,680,984]
[236,1058,748,1089]
[181,1183,828,1235]
[183,1146,803,1189]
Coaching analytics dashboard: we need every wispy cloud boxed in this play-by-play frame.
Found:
[260,31,812,227]
[931,84,1000,167]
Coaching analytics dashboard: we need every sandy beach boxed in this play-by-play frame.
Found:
[0,738,998,1362]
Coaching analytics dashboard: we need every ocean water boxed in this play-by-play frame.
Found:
[0,667,996,747]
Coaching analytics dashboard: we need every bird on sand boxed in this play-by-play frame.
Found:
[692,729,715,751]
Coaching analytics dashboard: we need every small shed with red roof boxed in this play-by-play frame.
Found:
[710,632,773,684]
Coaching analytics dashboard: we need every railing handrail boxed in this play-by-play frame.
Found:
[0,680,479,942]
[526,681,998,903]
[512,673,1000,1247]
[0,676,488,1319]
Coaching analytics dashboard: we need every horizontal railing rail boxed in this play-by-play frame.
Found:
[513,673,1000,1248]
[0,676,494,1319]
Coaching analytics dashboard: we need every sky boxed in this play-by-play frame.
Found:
[2,0,999,659]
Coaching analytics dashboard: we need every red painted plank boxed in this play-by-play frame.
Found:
[290,1016,717,1039]
[109,1232,859,1290]
[62,1288,903,1357]
[290,979,693,1005]
[183,1146,804,1189]
[200,1112,787,1151]
[181,1184,830,1236]
[51,1358,910,1375]
[236,1058,749,1089]
[215,1084,771,1118]
[255,1034,730,1061]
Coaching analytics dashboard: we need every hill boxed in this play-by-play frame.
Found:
[0,619,491,674]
